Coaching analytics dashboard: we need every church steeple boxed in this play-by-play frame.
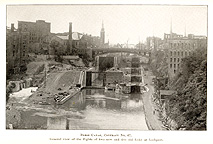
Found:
[102,21,104,29]
[100,21,105,47]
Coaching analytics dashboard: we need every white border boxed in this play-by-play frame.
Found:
[1,0,212,144]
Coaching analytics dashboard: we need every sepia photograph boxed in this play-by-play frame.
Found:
[5,4,207,131]
[1,1,213,144]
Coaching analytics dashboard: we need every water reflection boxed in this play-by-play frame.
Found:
[17,89,148,130]
[64,89,148,130]
[56,91,86,111]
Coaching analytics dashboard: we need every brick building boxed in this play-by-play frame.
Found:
[51,32,99,57]
[6,24,30,75]
[164,33,207,78]
[18,20,50,44]
[17,20,51,53]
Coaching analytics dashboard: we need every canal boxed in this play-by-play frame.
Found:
[14,89,148,130]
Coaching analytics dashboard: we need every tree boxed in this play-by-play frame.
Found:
[50,40,64,62]
[149,50,168,77]
[79,52,94,67]
[6,85,12,103]
[167,47,207,130]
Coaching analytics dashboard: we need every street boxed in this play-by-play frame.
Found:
[142,70,166,130]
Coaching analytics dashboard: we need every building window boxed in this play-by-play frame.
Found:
[170,58,172,62]
[174,58,176,62]
[174,51,176,56]
[177,58,179,62]
[185,51,187,56]
[174,70,176,74]
[181,51,183,56]
[170,64,172,68]
[13,50,15,56]
[174,64,176,68]
[178,51,180,56]
[170,51,172,56]
[24,24,27,31]
[178,64,179,68]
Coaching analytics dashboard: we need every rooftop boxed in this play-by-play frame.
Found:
[18,20,50,24]
[55,32,83,40]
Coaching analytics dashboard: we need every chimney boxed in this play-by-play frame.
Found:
[11,23,14,32]
[68,22,72,54]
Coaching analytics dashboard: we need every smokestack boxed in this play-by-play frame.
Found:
[170,17,172,39]
[68,22,72,54]
[11,23,14,32]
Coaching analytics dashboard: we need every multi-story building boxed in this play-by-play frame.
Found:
[6,24,30,75]
[18,20,50,43]
[165,33,207,78]
[18,20,51,53]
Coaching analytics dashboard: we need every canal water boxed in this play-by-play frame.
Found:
[12,89,148,130]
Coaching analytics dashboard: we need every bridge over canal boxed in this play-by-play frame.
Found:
[91,47,151,57]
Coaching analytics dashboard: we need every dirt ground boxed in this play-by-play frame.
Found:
[6,56,89,129]
[25,70,82,105]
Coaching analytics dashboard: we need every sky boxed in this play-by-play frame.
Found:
[7,5,207,44]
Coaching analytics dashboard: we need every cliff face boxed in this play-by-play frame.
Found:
[149,47,207,130]
[168,47,207,130]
